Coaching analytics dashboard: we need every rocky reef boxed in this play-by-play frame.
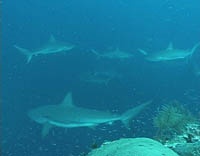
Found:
[164,123,200,156]
[87,138,178,156]
[152,100,200,156]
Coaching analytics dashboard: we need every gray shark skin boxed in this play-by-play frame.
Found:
[138,42,200,62]
[14,35,75,63]
[92,48,134,60]
[28,92,151,137]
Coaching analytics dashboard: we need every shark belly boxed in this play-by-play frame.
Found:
[49,120,97,128]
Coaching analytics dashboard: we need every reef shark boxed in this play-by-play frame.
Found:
[92,48,134,60]
[14,35,75,63]
[138,42,200,62]
[80,71,121,85]
[28,92,151,137]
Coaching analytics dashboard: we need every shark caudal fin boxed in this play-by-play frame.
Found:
[14,45,33,63]
[120,100,152,129]
[191,42,200,56]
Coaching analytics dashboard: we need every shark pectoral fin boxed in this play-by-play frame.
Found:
[138,48,148,55]
[27,55,33,63]
[42,122,53,138]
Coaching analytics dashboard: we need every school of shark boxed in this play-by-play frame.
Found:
[13,35,200,137]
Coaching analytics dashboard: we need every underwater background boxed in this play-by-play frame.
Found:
[2,0,200,155]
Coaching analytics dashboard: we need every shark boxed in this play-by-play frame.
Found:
[138,42,200,62]
[14,35,75,63]
[80,71,121,85]
[28,92,151,137]
[92,48,134,60]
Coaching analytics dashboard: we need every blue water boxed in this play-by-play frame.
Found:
[2,0,200,155]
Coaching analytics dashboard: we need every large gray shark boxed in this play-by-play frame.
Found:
[28,92,151,137]
[14,35,75,63]
[92,48,134,60]
[138,42,200,62]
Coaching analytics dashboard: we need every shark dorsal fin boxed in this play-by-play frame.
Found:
[167,42,173,50]
[60,92,74,107]
[49,35,56,43]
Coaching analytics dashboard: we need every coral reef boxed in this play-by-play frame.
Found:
[87,138,178,156]
[86,101,200,156]
[153,100,194,142]
[153,100,200,156]
[164,123,200,156]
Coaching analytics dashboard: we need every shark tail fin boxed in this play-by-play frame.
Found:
[120,100,152,129]
[191,42,200,55]
[14,45,33,63]
[138,48,148,55]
